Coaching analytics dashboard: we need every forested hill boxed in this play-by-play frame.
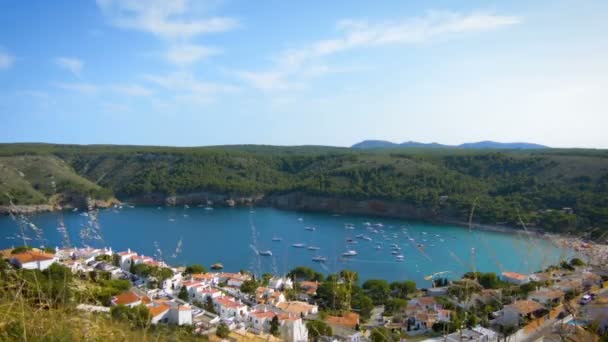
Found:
[1,143,607,236]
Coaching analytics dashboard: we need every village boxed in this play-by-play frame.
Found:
[2,244,608,342]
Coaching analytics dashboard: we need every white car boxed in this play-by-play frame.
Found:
[580,294,592,305]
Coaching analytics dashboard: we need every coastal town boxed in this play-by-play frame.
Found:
[1,242,607,341]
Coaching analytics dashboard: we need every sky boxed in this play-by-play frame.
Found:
[0,0,607,148]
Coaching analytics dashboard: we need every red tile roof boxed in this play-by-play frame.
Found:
[148,304,170,317]
[113,291,141,305]
[502,271,529,281]
[215,296,244,308]
[325,312,359,328]
[11,251,54,264]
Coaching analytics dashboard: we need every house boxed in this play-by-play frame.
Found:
[552,279,583,293]
[427,286,448,296]
[169,305,193,325]
[276,301,318,317]
[255,287,286,305]
[501,271,530,285]
[528,289,565,305]
[277,313,308,342]
[219,272,251,287]
[298,281,318,295]
[192,272,218,285]
[500,300,544,326]
[10,250,55,270]
[111,291,143,308]
[581,272,602,288]
[325,312,360,329]
[161,269,182,293]
[409,296,438,311]
[193,287,222,303]
[117,249,138,271]
[213,296,249,319]
[268,276,293,290]
[149,304,171,324]
[445,325,498,342]
[407,312,435,331]
[248,310,276,333]
[437,309,453,323]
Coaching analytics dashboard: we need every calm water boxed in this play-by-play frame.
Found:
[0,207,570,285]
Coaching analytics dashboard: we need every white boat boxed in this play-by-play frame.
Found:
[307,246,320,251]
[362,236,372,241]
[391,250,401,255]
[342,250,357,257]
[355,234,364,239]
[297,218,303,222]
[304,227,316,231]
[312,256,327,262]
[363,222,371,226]
[395,255,405,261]
[272,237,283,242]
[184,204,190,209]
[375,245,382,250]
[292,243,306,248]
[259,250,272,256]
[205,207,214,211]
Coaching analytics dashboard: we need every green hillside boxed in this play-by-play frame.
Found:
[1,143,607,236]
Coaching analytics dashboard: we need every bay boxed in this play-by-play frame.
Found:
[0,206,570,285]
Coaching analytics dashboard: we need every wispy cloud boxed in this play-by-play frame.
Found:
[111,84,153,96]
[96,0,238,40]
[237,11,521,91]
[0,51,14,70]
[143,71,237,96]
[55,82,99,95]
[54,57,84,76]
[96,0,233,68]
[166,44,220,66]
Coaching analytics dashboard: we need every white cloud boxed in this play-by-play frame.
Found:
[166,44,220,66]
[111,84,153,96]
[0,51,14,70]
[54,57,84,76]
[238,11,521,91]
[96,0,238,40]
[143,71,237,96]
[55,82,98,95]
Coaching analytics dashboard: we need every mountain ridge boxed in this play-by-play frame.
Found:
[351,140,549,150]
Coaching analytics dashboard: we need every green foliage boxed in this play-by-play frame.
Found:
[289,266,324,282]
[362,279,391,305]
[390,280,417,299]
[216,322,230,338]
[385,298,409,315]
[10,246,33,254]
[43,247,56,254]
[306,320,332,341]
[270,315,280,337]
[178,286,189,301]
[184,264,207,274]
[95,254,112,262]
[351,288,374,320]
[205,296,215,313]
[570,257,585,266]
[240,279,259,294]
[110,304,151,328]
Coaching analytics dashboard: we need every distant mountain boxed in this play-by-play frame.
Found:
[351,140,549,150]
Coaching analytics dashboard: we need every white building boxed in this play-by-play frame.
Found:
[278,314,308,342]
[10,251,56,270]
[213,295,249,319]
[268,276,293,290]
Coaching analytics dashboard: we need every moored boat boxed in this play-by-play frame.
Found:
[312,256,327,262]
[211,263,223,270]
[292,243,306,248]
[259,250,272,256]
[342,250,357,257]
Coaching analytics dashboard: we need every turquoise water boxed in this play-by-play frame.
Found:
[0,207,570,285]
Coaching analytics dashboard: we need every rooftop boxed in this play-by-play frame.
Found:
[502,271,529,280]
[11,251,54,264]
[505,300,544,315]
[325,312,359,328]
[113,291,141,306]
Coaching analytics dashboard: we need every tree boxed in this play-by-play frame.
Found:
[178,286,189,301]
[385,298,408,314]
[262,273,273,286]
[216,322,230,338]
[270,315,280,337]
[306,320,332,341]
[351,289,374,320]
[370,327,391,342]
[110,304,151,328]
[288,266,324,281]
[131,264,153,277]
[478,272,500,289]
[43,247,56,254]
[205,296,216,313]
[112,253,121,267]
[570,258,585,267]
[240,279,259,294]
[185,264,207,274]
[390,280,417,299]
[11,246,32,254]
[362,279,391,305]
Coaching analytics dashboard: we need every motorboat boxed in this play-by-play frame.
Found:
[272,237,283,242]
[305,227,316,231]
[307,246,320,251]
[342,250,357,257]
[292,243,306,248]
[312,256,327,262]
[259,250,272,256]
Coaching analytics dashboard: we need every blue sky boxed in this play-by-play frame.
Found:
[1,0,607,148]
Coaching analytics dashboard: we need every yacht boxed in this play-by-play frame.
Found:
[307,246,320,251]
[395,255,405,261]
[312,256,327,262]
[272,237,283,242]
[355,234,364,239]
[304,227,316,231]
[292,243,306,248]
[362,236,372,241]
[342,250,357,257]
[259,250,272,256]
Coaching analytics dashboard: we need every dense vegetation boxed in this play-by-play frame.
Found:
[1,143,608,237]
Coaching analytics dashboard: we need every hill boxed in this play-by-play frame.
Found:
[351,140,549,150]
[0,143,607,236]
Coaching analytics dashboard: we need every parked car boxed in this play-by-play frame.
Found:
[580,294,592,305]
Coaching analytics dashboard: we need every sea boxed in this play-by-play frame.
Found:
[0,206,572,286]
